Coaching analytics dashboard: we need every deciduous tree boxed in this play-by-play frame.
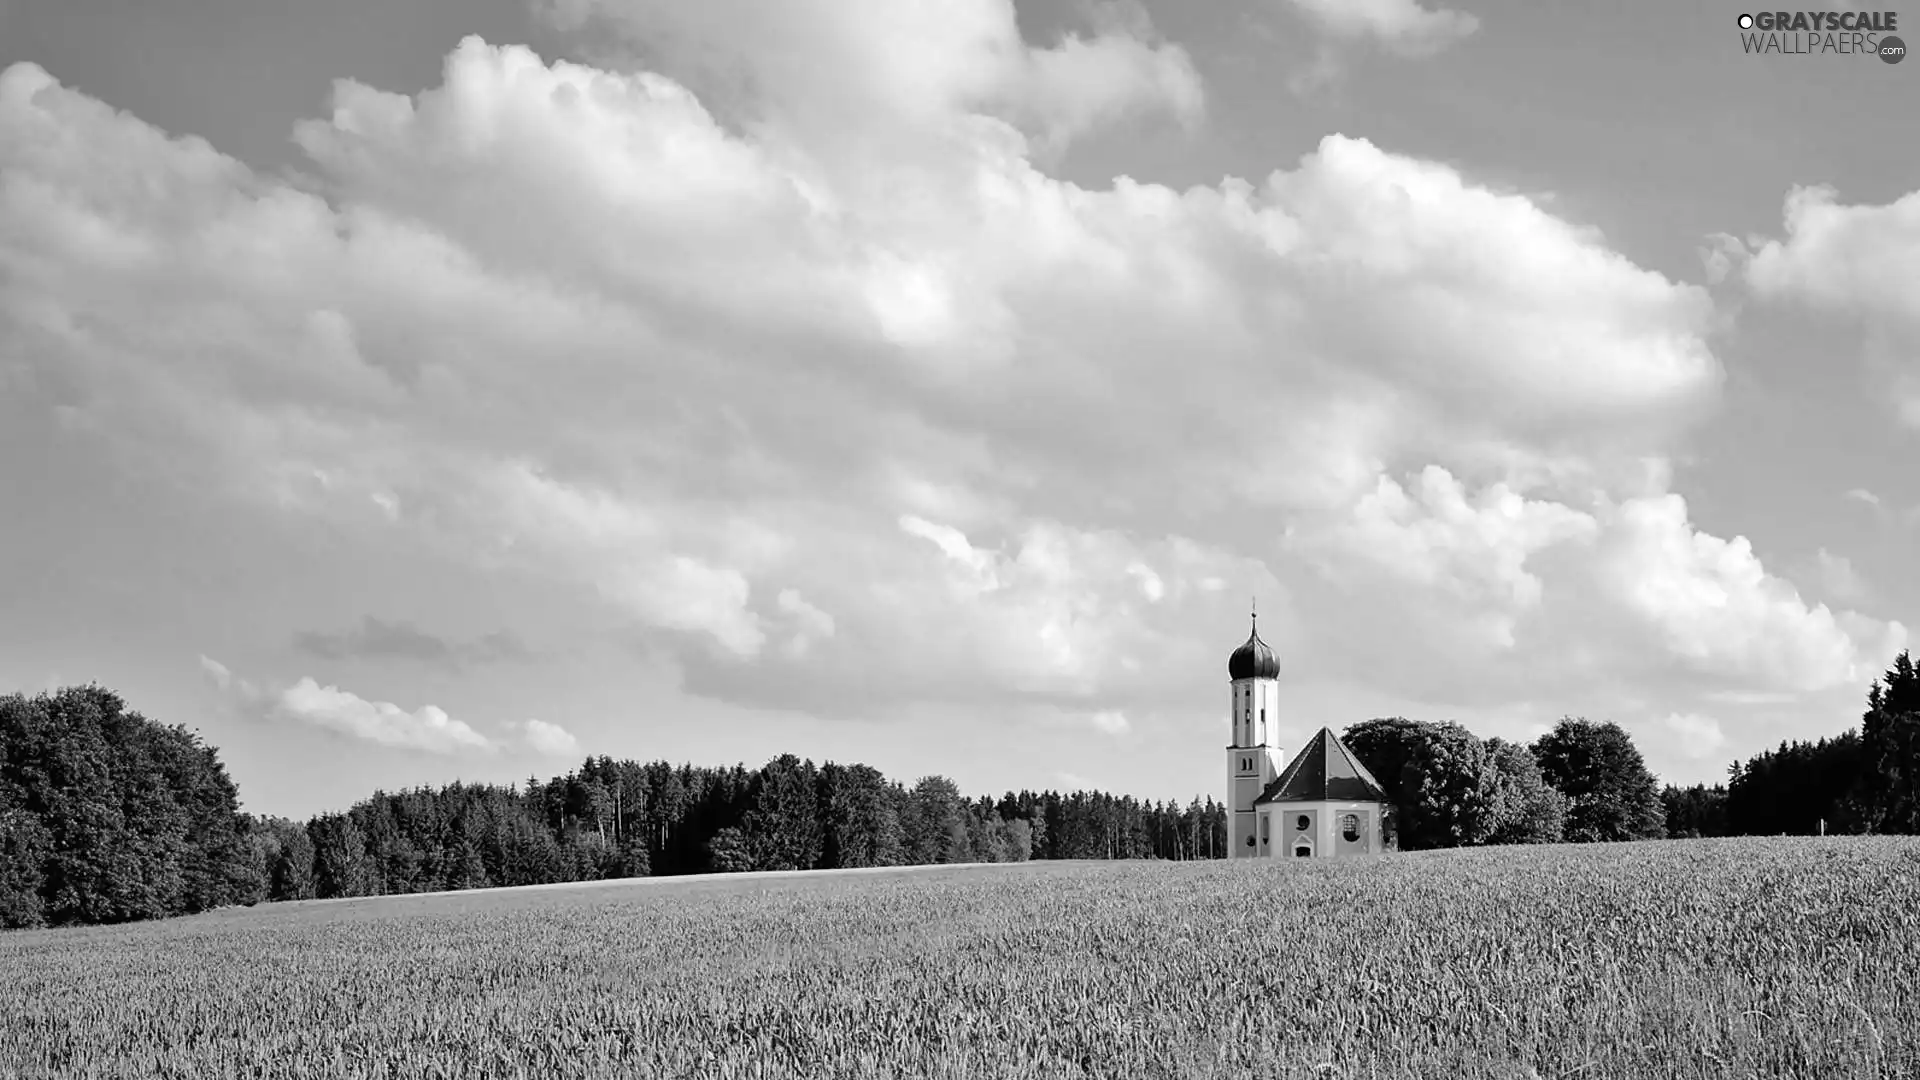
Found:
[1532,717,1665,842]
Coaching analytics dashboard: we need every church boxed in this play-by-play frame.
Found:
[1224,610,1390,859]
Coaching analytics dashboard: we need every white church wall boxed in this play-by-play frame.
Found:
[1259,800,1384,858]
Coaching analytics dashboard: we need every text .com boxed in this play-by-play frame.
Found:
[1737,11,1906,61]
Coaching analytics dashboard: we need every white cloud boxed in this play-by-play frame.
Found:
[774,588,837,658]
[1698,231,1751,286]
[0,0,1900,753]
[272,677,498,754]
[1744,184,1920,428]
[1089,709,1131,735]
[1297,466,1599,647]
[538,0,1204,152]
[1594,494,1899,694]
[206,655,570,757]
[1282,0,1480,56]
[1661,712,1729,761]
[199,654,263,700]
[519,718,582,758]
[1812,547,1868,605]
[198,654,233,691]
[1746,185,1920,323]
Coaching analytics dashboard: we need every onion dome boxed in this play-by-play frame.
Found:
[1227,609,1280,681]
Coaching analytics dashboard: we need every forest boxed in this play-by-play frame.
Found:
[2,651,1916,929]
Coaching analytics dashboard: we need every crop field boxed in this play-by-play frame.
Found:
[3,837,1919,1080]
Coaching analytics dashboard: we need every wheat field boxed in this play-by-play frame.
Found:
[3,836,1918,1080]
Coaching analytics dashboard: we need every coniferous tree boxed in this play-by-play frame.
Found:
[744,754,824,871]
[1660,784,1729,838]
[1860,651,1920,833]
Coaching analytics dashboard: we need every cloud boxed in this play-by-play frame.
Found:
[198,655,234,692]
[1293,465,1599,650]
[204,655,581,757]
[199,654,264,700]
[292,617,534,668]
[1743,183,1920,428]
[1698,232,1751,286]
[1811,548,1868,605]
[271,678,498,754]
[1089,709,1131,735]
[537,0,1204,151]
[518,719,582,757]
[0,4,1900,765]
[1593,494,1898,694]
[1745,185,1920,322]
[1281,0,1480,57]
[1661,712,1729,762]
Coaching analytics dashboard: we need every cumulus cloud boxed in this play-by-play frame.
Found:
[0,0,1901,759]
[1745,185,1920,322]
[1811,548,1868,605]
[273,678,499,754]
[1743,184,1920,427]
[1282,0,1480,57]
[202,656,506,754]
[1661,712,1729,761]
[538,0,1204,151]
[201,653,499,753]
[1593,494,1894,694]
[1294,466,1599,649]
[519,718,582,757]
[1285,475,1902,705]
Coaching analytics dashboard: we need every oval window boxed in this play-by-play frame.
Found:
[1295,814,1310,832]
[1341,814,1360,843]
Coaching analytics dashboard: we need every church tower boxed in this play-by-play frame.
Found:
[1225,605,1285,859]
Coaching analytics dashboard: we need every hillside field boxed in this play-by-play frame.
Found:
[3,837,1918,1079]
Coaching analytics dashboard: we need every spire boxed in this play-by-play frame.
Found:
[1227,598,1280,681]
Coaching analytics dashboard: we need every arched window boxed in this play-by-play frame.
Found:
[1295,814,1310,833]
[1341,814,1360,843]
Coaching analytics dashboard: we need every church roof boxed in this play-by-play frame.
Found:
[1254,727,1388,804]
[1227,614,1280,681]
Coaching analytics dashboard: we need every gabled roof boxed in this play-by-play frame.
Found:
[1254,727,1388,804]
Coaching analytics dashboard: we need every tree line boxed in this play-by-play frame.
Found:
[1663,651,1920,840]
[3,651,1916,928]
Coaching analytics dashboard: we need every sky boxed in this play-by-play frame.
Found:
[2,0,1916,820]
